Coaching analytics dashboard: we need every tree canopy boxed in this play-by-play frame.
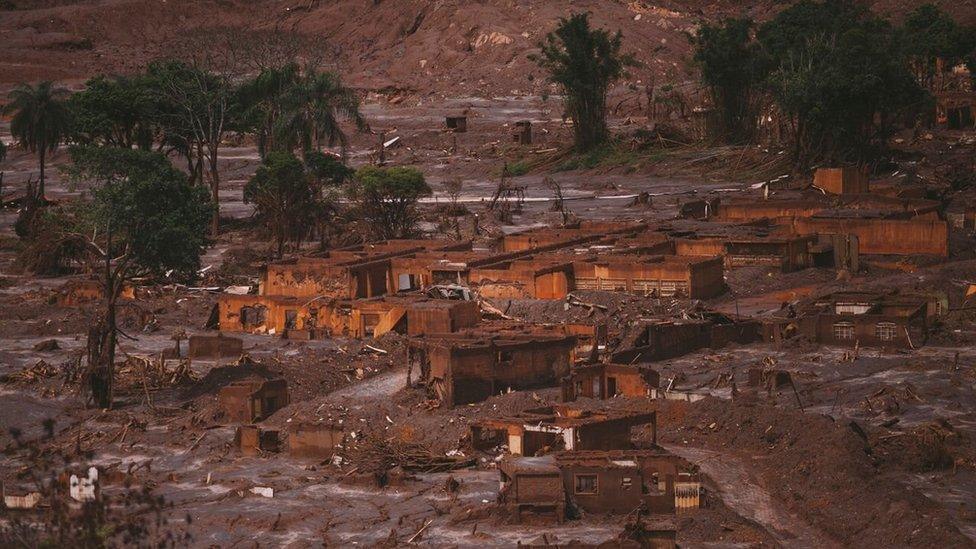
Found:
[532,12,635,151]
[237,63,366,159]
[67,146,214,280]
[692,18,768,144]
[692,0,944,166]
[62,146,213,409]
[244,151,326,258]
[67,74,158,150]
[347,166,431,240]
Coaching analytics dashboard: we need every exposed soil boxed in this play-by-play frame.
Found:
[2,1,976,546]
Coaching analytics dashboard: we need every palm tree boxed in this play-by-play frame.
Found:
[236,63,300,159]
[3,82,71,199]
[276,69,367,159]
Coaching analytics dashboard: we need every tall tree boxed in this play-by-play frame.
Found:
[236,63,300,159]
[3,82,71,198]
[276,68,367,159]
[150,60,234,237]
[692,19,769,144]
[59,146,213,408]
[238,64,367,160]
[347,166,431,240]
[244,151,324,258]
[531,13,635,151]
[900,4,976,90]
[759,0,923,165]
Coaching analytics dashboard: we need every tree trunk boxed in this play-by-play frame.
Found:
[209,148,220,238]
[88,235,117,409]
[38,147,46,200]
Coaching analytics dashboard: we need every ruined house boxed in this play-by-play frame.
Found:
[236,425,282,455]
[571,255,725,299]
[469,258,575,299]
[936,90,976,130]
[407,330,577,406]
[787,213,948,257]
[262,240,470,299]
[688,194,949,258]
[498,450,700,518]
[216,294,478,338]
[499,222,647,253]
[514,120,532,145]
[218,378,289,423]
[56,278,134,307]
[555,451,700,515]
[612,314,762,363]
[470,406,657,456]
[765,291,931,349]
[446,115,467,132]
[673,230,818,273]
[562,363,660,401]
[497,457,566,523]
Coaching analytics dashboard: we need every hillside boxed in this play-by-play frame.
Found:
[4,0,974,93]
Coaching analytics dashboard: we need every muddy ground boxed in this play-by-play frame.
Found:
[2,91,976,547]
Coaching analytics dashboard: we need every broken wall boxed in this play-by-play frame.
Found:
[790,218,949,256]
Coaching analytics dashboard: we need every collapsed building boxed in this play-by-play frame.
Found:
[612,313,762,363]
[562,363,660,401]
[498,450,700,521]
[470,405,657,456]
[217,294,479,338]
[764,291,935,348]
[215,223,732,341]
[683,190,949,258]
[187,333,244,360]
[407,327,578,406]
[236,422,345,459]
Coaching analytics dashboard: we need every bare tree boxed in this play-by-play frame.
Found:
[545,177,570,225]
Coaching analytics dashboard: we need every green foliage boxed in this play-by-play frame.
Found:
[237,63,366,158]
[554,140,666,172]
[276,69,367,156]
[245,151,324,258]
[348,166,431,240]
[305,150,354,187]
[3,81,71,195]
[67,74,158,150]
[66,144,176,184]
[693,1,936,166]
[759,0,923,165]
[692,18,768,144]
[235,63,301,158]
[901,4,976,88]
[532,12,635,151]
[503,161,530,177]
[67,146,214,280]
